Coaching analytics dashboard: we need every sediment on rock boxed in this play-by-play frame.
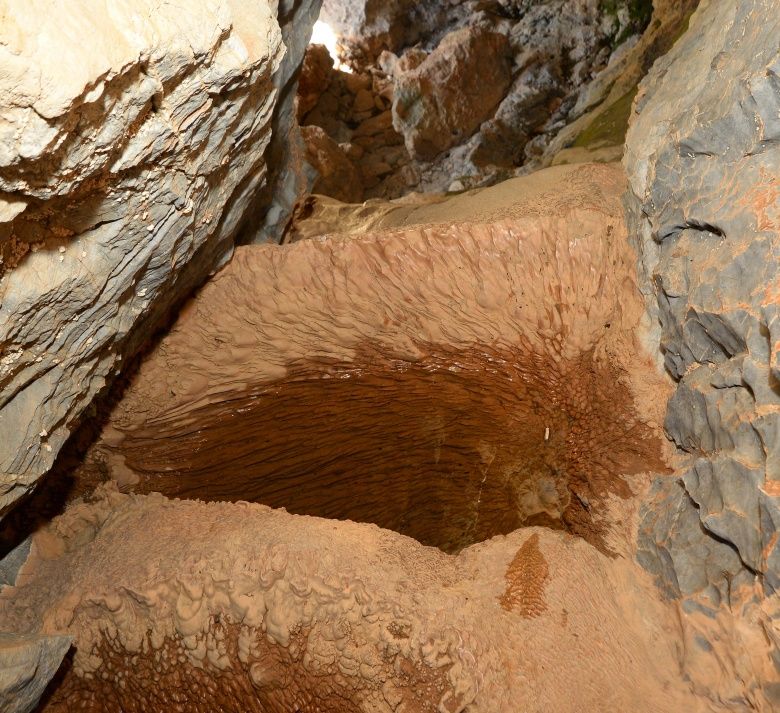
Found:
[70,163,669,556]
[0,487,708,713]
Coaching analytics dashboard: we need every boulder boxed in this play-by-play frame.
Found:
[301,126,364,203]
[0,634,72,713]
[392,27,512,161]
[0,0,319,519]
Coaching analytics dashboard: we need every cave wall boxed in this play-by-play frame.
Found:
[625,0,780,696]
[301,0,700,200]
[0,0,320,521]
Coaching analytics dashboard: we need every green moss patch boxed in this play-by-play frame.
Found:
[572,84,639,149]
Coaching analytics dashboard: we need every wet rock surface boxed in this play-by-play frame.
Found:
[626,0,780,703]
[69,163,668,557]
[0,0,319,520]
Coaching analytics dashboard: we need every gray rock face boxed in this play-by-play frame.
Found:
[625,0,780,657]
[0,0,318,519]
[321,0,454,62]
[0,634,72,713]
[249,0,323,244]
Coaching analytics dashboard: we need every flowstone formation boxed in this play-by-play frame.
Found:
[72,163,668,556]
[0,487,704,713]
[0,0,779,710]
[4,161,773,711]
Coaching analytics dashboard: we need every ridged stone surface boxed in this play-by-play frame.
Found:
[625,0,780,700]
[0,0,318,520]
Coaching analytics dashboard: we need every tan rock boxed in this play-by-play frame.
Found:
[353,109,394,137]
[301,125,364,204]
[353,87,376,113]
[0,487,707,713]
[392,27,512,160]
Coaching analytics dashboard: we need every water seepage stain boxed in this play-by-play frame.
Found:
[114,343,665,554]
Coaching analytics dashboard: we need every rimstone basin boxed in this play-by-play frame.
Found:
[87,164,667,555]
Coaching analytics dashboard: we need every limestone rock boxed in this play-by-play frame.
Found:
[305,1,694,199]
[542,0,700,167]
[301,126,364,203]
[392,27,512,161]
[0,0,319,519]
[0,633,72,713]
[245,0,323,245]
[320,0,452,62]
[625,0,780,691]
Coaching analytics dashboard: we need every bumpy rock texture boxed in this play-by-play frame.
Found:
[301,0,698,199]
[0,487,708,713]
[625,0,780,703]
[0,0,319,521]
[392,26,512,160]
[70,164,669,557]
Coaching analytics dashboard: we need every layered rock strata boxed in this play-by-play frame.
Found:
[0,0,318,520]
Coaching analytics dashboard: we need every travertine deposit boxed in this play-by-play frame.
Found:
[1,0,779,710]
[71,163,669,556]
[0,485,712,712]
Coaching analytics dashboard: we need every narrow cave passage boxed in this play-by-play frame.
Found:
[1,0,778,711]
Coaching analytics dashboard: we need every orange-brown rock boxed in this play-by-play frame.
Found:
[0,486,708,713]
[3,162,770,712]
[301,125,364,203]
[75,163,670,555]
[392,27,512,160]
[297,43,334,120]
